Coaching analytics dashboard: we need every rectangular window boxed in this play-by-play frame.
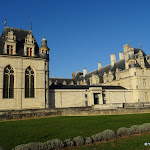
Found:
[11,46,13,55]
[30,48,32,56]
[7,45,13,55]
[27,48,32,56]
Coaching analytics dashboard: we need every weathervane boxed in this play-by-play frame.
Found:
[129,40,131,47]
[140,41,142,50]
[4,18,6,27]
[30,20,32,32]
[43,32,45,38]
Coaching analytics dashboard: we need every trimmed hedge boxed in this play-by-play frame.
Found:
[73,136,85,146]
[101,129,116,141]
[12,123,150,150]
[117,127,131,137]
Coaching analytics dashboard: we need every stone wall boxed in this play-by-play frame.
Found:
[1,105,150,121]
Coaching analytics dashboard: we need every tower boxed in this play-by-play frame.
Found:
[40,35,50,108]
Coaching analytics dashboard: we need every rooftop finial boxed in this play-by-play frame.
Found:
[30,20,32,32]
[129,40,131,47]
[43,32,45,38]
[4,18,6,27]
[140,41,142,50]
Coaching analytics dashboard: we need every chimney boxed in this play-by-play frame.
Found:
[110,54,116,66]
[119,52,124,60]
[72,72,75,79]
[98,62,101,70]
[77,70,79,74]
[83,68,87,76]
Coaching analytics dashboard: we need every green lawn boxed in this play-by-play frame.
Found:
[1,113,150,149]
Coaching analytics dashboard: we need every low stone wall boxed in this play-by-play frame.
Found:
[93,103,123,110]
[1,106,150,121]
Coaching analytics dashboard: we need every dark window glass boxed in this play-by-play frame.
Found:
[3,65,14,98]
[25,66,34,98]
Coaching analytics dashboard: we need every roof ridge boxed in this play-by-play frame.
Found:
[5,26,30,32]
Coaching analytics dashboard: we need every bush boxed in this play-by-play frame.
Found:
[130,125,140,135]
[13,142,44,150]
[101,129,116,141]
[117,127,131,137]
[91,132,103,142]
[64,139,74,147]
[43,139,64,150]
[139,123,150,133]
[73,136,85,146]
[85,137,93,145]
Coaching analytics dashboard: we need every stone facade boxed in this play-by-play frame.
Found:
[49,44,150,108]
[1,25,150,110]
[0,26,49,110]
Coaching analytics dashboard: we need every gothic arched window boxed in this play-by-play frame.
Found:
[3,65,14,98]
[25,66,34,98]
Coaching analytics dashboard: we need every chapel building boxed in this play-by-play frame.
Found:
[0,26,49,110]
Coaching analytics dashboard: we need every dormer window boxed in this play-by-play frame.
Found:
[4,31,16,55]
[27,48,32,56]
[7,45,13,55]
[24,33,35,56]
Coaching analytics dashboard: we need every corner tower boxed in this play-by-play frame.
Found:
[40,35,50,108]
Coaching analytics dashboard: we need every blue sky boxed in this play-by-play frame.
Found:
[0,0,150,78]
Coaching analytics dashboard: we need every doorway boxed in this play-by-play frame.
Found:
[94,93,99,104]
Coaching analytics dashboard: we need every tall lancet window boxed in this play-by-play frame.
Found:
[3,65,14,98]
[25,66,34,98]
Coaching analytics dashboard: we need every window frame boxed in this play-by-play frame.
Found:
[3,65,14,98]
[25,66,34,98]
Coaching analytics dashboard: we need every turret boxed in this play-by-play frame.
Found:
[40,34,50,60]
[40,34,50,108]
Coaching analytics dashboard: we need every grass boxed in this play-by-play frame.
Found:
[1,113,150,149]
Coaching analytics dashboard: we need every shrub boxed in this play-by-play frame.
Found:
[117,127,131,137]
[64,139,74,147]
[73,136,85,146]
[101,129,116,141]
[139,123,150,133]
[43,139,64,150]
[13,142,44,150]
[85,137,93,145]
[130,125,140,135]
[91,132,103,142]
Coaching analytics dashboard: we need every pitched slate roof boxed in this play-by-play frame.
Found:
[76,48,150,83]
[76,59,125,84]
[0,27,45,59]
[49,78,77,85]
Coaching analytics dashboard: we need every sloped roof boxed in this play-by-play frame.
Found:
[0,27,42,58]
[77,59,125,83]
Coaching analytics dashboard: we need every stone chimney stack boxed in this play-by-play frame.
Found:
[83,68,87,76]
[72,72,75,79]
[98,62,101,70]
[77,70,79,74]
[119,52,124,60]
[110,54,116,66]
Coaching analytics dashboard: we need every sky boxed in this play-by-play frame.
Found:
[0,0,150,78]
